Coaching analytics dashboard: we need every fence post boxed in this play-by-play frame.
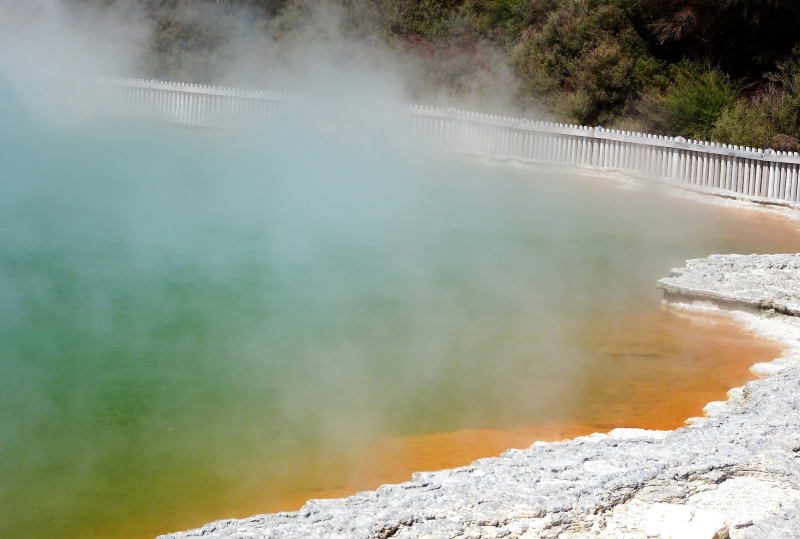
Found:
[764,149,777,198]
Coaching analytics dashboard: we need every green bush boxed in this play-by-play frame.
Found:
[471,0,556,44]
[390,0,463,39]
[511,0,658,125]
[711,88,800,150]
[710,48,800,149]
[766,47,800,135]
[663,65,738,139]
[710,97,776,148]
[635,63,737,140]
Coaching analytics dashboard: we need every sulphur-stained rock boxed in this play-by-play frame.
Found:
[162,254,800,538]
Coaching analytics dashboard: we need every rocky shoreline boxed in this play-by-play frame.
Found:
[163,254,800,538]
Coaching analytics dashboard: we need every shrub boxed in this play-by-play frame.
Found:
[711,87,800,150]
[648,62,738,140]
[471,0,556,44]
[710,96,775,148]
[511,0,658,125]
[626,62,739,139]
[389,0,463,40]
[710,47,800,150]
[766,46,800,134]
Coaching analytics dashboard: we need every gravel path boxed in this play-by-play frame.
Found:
[162,254,800,538]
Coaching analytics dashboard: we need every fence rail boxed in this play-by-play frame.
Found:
[96,78,800,206]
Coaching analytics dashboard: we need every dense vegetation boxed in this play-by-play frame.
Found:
[80,0,800,149]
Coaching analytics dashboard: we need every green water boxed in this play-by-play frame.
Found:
[1,86,798,538]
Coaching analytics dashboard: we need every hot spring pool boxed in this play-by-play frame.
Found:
[1,104,800,538]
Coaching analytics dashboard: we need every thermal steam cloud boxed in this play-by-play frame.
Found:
[0,0,535,118]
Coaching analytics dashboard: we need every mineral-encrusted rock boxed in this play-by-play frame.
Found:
[162,254,800,539]
[657,253,800,316]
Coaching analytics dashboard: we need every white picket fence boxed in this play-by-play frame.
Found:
[97,78,800,205]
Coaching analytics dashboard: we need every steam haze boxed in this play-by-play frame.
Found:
[2,2,800,538]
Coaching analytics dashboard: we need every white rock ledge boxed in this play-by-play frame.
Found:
[657,254,800,316]
[162,254,800,538]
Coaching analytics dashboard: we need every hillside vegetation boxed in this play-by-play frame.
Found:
[81,0,800,149]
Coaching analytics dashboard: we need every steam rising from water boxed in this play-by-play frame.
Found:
[2,2,800,538]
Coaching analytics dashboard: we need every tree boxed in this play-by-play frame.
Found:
[645,0,800,79]
[512,0,659,125]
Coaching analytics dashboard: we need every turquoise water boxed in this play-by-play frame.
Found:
[1,85,799,538]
